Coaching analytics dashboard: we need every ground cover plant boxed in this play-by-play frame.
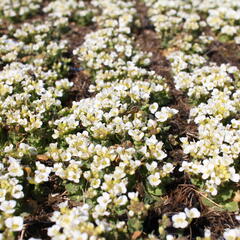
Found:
[0,0,239,239]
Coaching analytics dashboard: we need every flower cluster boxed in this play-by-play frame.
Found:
[0,0,42,20]
[145,0,240,49]
[45,0,178,238]
[0,0,94,237]
[43,0,93,26]
[48,194,148,240]
[167,50,240,196]
[146,0,240,238]
[0,62,72,133]
[48,201,104,240]
[0,57,72,238]
[0,21,70,75]
[0,0,239,239]
[146,0,240,200]
[172,207,200,229]
[0,156,24,238]
[223,227,240,240]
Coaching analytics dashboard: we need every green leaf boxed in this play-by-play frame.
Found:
[201,197,239,212]
[214,183,235,203]
[128,218,143,232]
[154,188,164,196]
[223,201,239,212]
[190,177,205,188]
[218,34,231,43]
[221,189,234,202]
[143,192,155,204]
[65,182,82,195]
[200,197,223,212]
[147,184,165,197]
[115,208,126,216]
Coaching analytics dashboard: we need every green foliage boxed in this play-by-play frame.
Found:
[215,184,234,203]
[218,34,231,43]
[146,183,165,197]
[150,91,171,107]
[224,201,239,212]
[190,177,205,188]
[128,218,143,233]
[65,182,83,201]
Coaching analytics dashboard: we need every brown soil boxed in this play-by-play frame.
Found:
[64,22,97,105]
[21,178,66,239]
[206,41,240,68]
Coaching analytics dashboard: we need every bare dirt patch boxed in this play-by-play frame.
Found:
[206,41,240,68]
[64,22,97,106]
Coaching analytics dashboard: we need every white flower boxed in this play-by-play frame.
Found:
[149,102,158,114]
[0,200,16,214]
[128,192,138,200]
[4,144,13,152]
[116,221,125,229]
[48,224,61,237]
[34,162,52,184]
[128,129,144,141]
[148,172,161,186]
[129,210,134,217]
[235,36,240,44]
[91,179,101,189]
[184,208,200,218]
[162,163,174,174]
[204,229,211,238]
[155,111,168,122]
[146,161,158,172]
[221,25,237,36]
[8,158,23,177]
[172,212,188,229]
[93,204,110,218]
[166,235,174,240]
[146,135,158,146]
[5,216,23,231]
[206,183,218,196]
[114,195,128,206]
[223,228,240,240]
[200,160,214,179]
[229,167,240,183]
[97,192,111,207]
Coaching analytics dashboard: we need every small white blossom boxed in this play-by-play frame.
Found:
[148,172,161,186]
[172,212,188,229]
[184,208,200,219]
[5,216,23,231]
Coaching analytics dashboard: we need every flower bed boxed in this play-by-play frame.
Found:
[0,0,239,239]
